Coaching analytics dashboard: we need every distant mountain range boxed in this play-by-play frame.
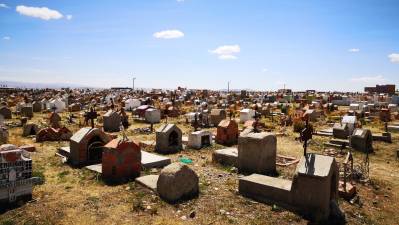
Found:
[0,80,95,89]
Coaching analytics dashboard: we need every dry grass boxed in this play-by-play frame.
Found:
[1,109,399,225]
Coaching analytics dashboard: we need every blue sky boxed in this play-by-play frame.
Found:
[0,0,398,91]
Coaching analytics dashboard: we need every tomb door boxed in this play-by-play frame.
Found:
[87,136,105,164]
[168,131,179,147]
[201,135,210,147]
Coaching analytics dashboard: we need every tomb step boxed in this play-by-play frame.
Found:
[324,143,350,149]
[212,148,238,167]
[136,175,159,192]
[387,126,399,132]
[239,174,292,205]
[330,139,350,145]
[314,131,333,137]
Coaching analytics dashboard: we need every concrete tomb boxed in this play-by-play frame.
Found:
[0,106,11,119]
[36,127,72,142]
[333,123,349,139]
[49,112,61,129]
[238,131,276,175]
[155,124,183,154]
[103,110,121,132]
[210,109,227,127]
[188,130,212,149]
[0,145,40,204]
[144,108,161,124]
[102,138,141,182]
[69,127,112,166]
[20,106,33,118]
[350,129,373,153]
[239,153,339,221]
[216,119,239,146]
[22,123,39,137]
[32,101,42,112]
[240,109,255,123]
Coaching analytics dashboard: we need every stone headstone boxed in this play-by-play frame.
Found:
[157,163,199,203]
[103,110,121,132]
[350,129,373,153]
[238,132,276,175]
[155,124,183,154]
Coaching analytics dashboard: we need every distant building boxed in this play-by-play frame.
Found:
[365,84,396,95]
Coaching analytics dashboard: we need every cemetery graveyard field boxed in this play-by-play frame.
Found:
[1,104,399,225]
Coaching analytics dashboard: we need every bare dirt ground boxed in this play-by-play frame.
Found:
[1,109,399,225]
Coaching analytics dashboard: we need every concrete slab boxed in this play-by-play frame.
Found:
[212,148,238,167]
[388,125,399,132]
[142,151,171,169]
[85,151,171,174]
[239,174,292,205]
[86,164,102,173]
[135,175,159,192]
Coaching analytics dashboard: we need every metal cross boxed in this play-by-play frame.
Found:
[84,107,98,128]
[300,117,313,156]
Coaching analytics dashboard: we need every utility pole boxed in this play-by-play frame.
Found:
[228,81,230,93]
[132,77,136,92]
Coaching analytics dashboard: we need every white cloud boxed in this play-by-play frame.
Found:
[350,75,387,83]
[16,5,63,20]
[0,3,9,8]
[348,48,360,53]
[388,53,399,63]
[153,29,184,39]
[262,68,268,72]
[66,14,72,20]
[3,36,10,40]
[177,0,185,2]
[218,55,237,60]
[210,45,240,60]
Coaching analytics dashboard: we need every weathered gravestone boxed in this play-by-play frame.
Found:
[350,128,373,153]
[145,108,161,124]
[103,110,121,132]
[210,109,226,127]
[333,123,349,139]
[20,105,33,118]
[22,123,39,137]
[155,124,183,154]
[32,101,42,112]
[0,106,12,119]
[157,162,199,203]
[216,119,239,146]
[238,131,276,175]
[49,112,61,129]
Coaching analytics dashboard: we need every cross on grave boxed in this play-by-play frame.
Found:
[343,150,354,192]
[84,107,98,128]
[229,109,234,120]
[300,118,313,156]
[252,110,262,133]
[193,113,200,131]
[110,98,115,110]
